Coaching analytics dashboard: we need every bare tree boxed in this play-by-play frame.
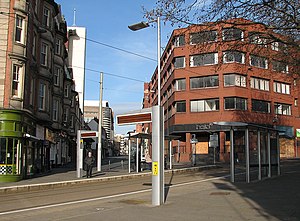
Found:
[144,0,300,68]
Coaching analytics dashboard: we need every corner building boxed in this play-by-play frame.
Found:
[0,0,83,182]
[143,18,300,163]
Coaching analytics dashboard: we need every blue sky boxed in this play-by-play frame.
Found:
[55,0,175,134]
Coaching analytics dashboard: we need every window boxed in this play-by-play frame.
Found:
[249,32,267,46]
[12,65,21,96]
[70,115,74,128]
[40,43,48,66]
[34,0,38,14]
[250,77,270,91]
[271,42,286,51]
[64,84,69,97]
[15,15,24,43]
[190,31,217,44]
[39,83,46,110]
[176,101,186,112]
[224,97,247,110]
[224,74,246,87]
[250,55,268,69]
[173,35,185,47]
[174,57,185,69]
[43,7,50,27]
[223,51,245,63]
[191,99,219,112]
[190,53,218,67]
[29,78,34,105]
[273,82,290,95]
[275,103,291,115]
[32,33,36,57]
[55,38,61,55]
[53,99,59,121]
[222,28,243,41]
[190,75,219,89]
[63,108,69,122]
[252,99,270,113]
[272,61,288,73]
[54,66,61,86]
[175,79,186,91]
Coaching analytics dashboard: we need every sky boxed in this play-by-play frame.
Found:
[55,0,176,135]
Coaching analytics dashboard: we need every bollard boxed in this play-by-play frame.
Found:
[109,160,111,171]
[121,160,124,169]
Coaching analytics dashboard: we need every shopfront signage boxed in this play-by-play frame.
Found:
[195,123,212,130]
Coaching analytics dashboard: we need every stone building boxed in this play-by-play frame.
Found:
[0,0,83,182]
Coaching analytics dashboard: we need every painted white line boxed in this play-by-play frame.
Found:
[285,170,300,174]
[170,174,230,188]
[0,189,151,216]
[0,173,229,216]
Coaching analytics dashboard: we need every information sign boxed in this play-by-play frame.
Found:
[152,161,158,176]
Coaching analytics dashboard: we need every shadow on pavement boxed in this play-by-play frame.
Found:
[211,159,300,220]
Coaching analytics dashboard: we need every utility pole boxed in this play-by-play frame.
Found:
[98,72,103,171]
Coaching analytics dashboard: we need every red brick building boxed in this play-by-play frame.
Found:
[142,18,300,163]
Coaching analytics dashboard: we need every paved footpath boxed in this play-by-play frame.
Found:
[92,162,300,221]
[0,159,202,193]
[0,159,299,221]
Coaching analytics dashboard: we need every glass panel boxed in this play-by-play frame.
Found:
[224,75,233,86]
[223,28,243,41]
[190,31,217,44]
[192,53,216,66]
[176,101,186,112]
[240,76,246,87]
[260,132,269,178]
[224,98,235,109]
[249,131,259,181]
[0,138,6,164]
[174,57,185,68]
[198,100,204,112]
[176,79,186,91]
[205,99,219,111]
[7,138,13,164]
[270,136,278,177]
[234,131,246,182]
[190,101,198,112]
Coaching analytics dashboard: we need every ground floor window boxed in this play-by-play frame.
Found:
[0,137,20,175]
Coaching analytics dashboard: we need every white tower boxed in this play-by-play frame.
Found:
[67,13,86,112]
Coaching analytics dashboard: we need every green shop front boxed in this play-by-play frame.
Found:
[0,110,36,182]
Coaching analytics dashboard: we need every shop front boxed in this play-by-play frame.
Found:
[168,121,280,183]
[0,110,35,182]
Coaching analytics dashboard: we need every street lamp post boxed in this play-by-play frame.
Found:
[129,17,164,206]
[98,72,103,172]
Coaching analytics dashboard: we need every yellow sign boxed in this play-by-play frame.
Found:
[152,161,158,176]
[80,139,83,143]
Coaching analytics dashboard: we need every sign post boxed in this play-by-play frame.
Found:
[117,107,165,206]
[209,133,219,164]
[190,134,198,166]
[76,130,98,178]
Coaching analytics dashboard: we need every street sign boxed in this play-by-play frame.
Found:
[117,112,152,125]
[190,138,198,144]
[81,131,98,138]
[152,161,158,176]
[190,134,198,144]
[209,133,219,147]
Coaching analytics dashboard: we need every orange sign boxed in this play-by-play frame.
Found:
[117,112,152,125]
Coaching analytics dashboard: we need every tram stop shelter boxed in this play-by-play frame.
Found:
[213,122,281,183]
[127,133,180,173]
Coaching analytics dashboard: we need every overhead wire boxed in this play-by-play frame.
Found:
[0,11,296,106]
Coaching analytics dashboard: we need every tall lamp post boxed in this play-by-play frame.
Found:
[129,17,164,206]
